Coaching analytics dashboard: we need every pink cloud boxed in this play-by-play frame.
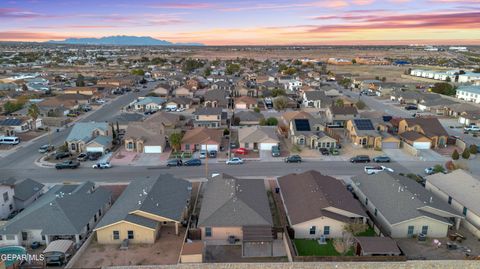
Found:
[0,8,45,19]
[149,2,213,9]
[0,31,69,41]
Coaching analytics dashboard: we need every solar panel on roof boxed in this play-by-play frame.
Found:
[354,119,374,130]
[0,118,22,126]
[294,119,311,131]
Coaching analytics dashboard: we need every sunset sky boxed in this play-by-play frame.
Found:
[1,0,480,45]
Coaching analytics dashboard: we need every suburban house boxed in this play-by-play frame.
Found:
[198,173,275,257]
[302,91,331,109]
[124,122,166,154]
[165,97,193,110]
[345,119,382,149]
[204,89,228,108]
[0,178,15,220]
[281,111,313,127]
[0,182,112,247]
[66,122,111,153]
[181,128,223,152]
[325,106,359,127]
[130,97,166,112]
[237,126,279,150]
[13,178,44,211]
[289,118,335,149]
[398,118,448,149]
[456,85,480,104]
[235,96,258,110]
[193,107,226,128]
[173,87,193,98]
[95,175,191,244]
[235,111,264,126]
[351,173,462,238]
[417,98,457,115]
[151,86,169,97]
[458,110,480,126]
[425,170,480,238]
[144,111,181,132]
[0,117,41,134]
[278,171,366,239]
[63,86,98,96]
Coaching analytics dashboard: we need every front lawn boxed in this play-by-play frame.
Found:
[355,226,376,237]
[294,239,354,256]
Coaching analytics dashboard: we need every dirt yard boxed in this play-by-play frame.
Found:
[73,226,186,267]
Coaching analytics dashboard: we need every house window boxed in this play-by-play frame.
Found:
[6,235,15,240]
[9,204,13,210]
[422,226,428,235]
[448,196,452,205]
[42,235,45,241]
[185,144,190,150]
[365,197,368,206]
[407,226,414,236]
[309,226,316,235]
[245,143,249,148]
[71,143,76,151]
[127,142,134,149]
[323,226,330,235]
[374,208,378,216]
[3,192,8,202]
[205,227,212,237]
[0,235,2,240]
[113,231,120,240]
[463,207,468,216]
[127,231,134,239]
[22,232,28,241]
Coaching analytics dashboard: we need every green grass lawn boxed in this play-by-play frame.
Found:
[294,239,354,256]
[355,227,376,237]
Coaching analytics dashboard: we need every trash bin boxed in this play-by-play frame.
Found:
[275,187,280,193]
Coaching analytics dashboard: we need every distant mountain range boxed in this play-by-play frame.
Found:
[47,35,204,46]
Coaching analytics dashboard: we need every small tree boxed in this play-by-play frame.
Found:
[233,117,241,126]
[451,149,459,160]
[253,107,260,113]
[169,132,183,152]
[27,104,40,130]
[223,128,230,136]
[433,164,445,174]
[273,96,288,111]
[462,148,471,159]
[266,117,278,126]
[355,100,366,109]
[259,118,267,126]
[469,144,478,155]
[335,99,344,107]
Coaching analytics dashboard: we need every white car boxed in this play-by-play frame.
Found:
[92,162,111,169]
[425,167,434,175]
[96,99,106,104]
[176,107,185,112]
[464,125,480,132]
[226,157,244,165]
[364,166,394,175]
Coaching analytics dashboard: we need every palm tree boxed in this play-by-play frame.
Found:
[169,132,183,152]
[27,104,40,130]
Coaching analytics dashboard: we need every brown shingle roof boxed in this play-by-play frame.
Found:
[181,127,223,145]
[399,131,430,142]
[278,170,366,225]
[235,96,257,105]
[404,117,448,137]
[330,105,358,115]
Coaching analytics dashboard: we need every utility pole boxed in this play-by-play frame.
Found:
[205,143,208,179]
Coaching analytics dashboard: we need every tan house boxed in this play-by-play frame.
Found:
[151,86,169,97]
[173,87,193,98]
[345,119,382,149]
[198,174,275,257]
[325,105,358,127]
[63,86,98,96]
[124,122,166,154]
[193,107,225,128]
[238,126,279,150]
[278,171,366,239]
[181,128,223,152]
[95,175,191,244]
[289,118,335,149]
[398,118,448,149]
[235,96,258,110]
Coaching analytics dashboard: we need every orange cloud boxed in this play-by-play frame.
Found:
[0,31,70,41]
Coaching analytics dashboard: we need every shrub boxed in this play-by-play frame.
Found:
[253,107,260,113]
[451,149,459,160]
[356,100,366,109]
[433,164,445,174]
[469,144,478,155]
[462,148,471,159]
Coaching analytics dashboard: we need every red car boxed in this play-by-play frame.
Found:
[232,147,248,155]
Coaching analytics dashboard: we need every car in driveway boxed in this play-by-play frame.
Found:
[464,125,480,132]
[330,148,339,155]
[55,151,72,160]
[184,159,202,166]
[319,148,330,155]
[232,147,248,155]
[364,165,394,175]
[55,160,80,169]
[92,162,111,169]
[284,155,302,163]
[77,153,89,161]
[226,157,244,165]
[271,145,281,157]
[350,155,371,163]
[372,156,391,163]
[88,152,102,161]
[199,150,207,159]
[38,144,54,153]
[209,150,217,158]
[404,105,418,110]
[167,159,183,167]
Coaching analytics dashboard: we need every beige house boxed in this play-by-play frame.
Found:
[173,87,193,98]
[194,107,224,128]
[289,118,335,149]
[398,118,448,149]
[352,173,463,238]
[278,171,366,239]
[124,122,166,154]
[95,175,191,244]
[237,126,279,150]
[425,170,480,238]
[345,119,382,149]
[63,86,97,96]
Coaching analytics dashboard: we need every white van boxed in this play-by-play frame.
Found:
[0,136,20,145]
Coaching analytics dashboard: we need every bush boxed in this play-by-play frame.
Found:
[266,117,278,126]
[469,144,478,155]
[253,107,260,113]
[451,149,459,160]
[433,164,445,174]
[462,148,471,159]
[356,100,366,109]
[223,128,230,136]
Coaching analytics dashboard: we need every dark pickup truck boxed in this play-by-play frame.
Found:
[55,160,80,170]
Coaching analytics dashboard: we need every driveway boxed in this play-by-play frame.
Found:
[383,149,418,162]
[418,149,448,162]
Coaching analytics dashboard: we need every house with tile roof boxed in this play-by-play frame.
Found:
[278,171,366,239]
[124,122,166,154]
[130,96,166,112]
[0,182,112,247]
[66,122,110,153]
[351,173,462,238]
[95,175,191,244]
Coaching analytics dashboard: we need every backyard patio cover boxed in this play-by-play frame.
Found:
[43,240,74,254]
[243,226,273,242]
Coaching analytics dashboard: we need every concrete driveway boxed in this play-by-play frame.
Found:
[382,149,415,162]
[418,149,448,162]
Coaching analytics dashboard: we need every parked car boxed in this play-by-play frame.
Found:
[232,147,248,155]
[176,107,185,112]
[425,167,434,175]
[167,159,183,167]
[77,153,89,161]
[284,155,302,163]
[350,155,371,163]
[209,150,217,158]
[364,166,394,175]
[404,105,418,110]
[184,159,202,166]
[38,144,54,153]
[330,148,339,155]
[372,156,391,163]
[226,157,244,165]
[464,125,480,132]
[88,152,103,161]
[55,151,72,160]
[271,145,281,157]
[55,160,80,169]
[319,148,330,156]
[199,150,207,159]
[92,162,111,169]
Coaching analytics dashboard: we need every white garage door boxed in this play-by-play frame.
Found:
[413,142,431,149]
[144,146,162,153]
[86,146,104,153]
[166,104,177,110]
[201,144,218,151]
[236,103,247,110]
[259,143,278,150]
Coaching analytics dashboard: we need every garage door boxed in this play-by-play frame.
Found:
[259,143,278,150]
[201,144,218,151]
[144,146,162,153]
[413,142,431,149]
[236,104,247,110]
[86,146,104,153]
[382,142,399,149]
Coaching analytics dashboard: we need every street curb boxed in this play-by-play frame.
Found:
[34,156,55,168]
